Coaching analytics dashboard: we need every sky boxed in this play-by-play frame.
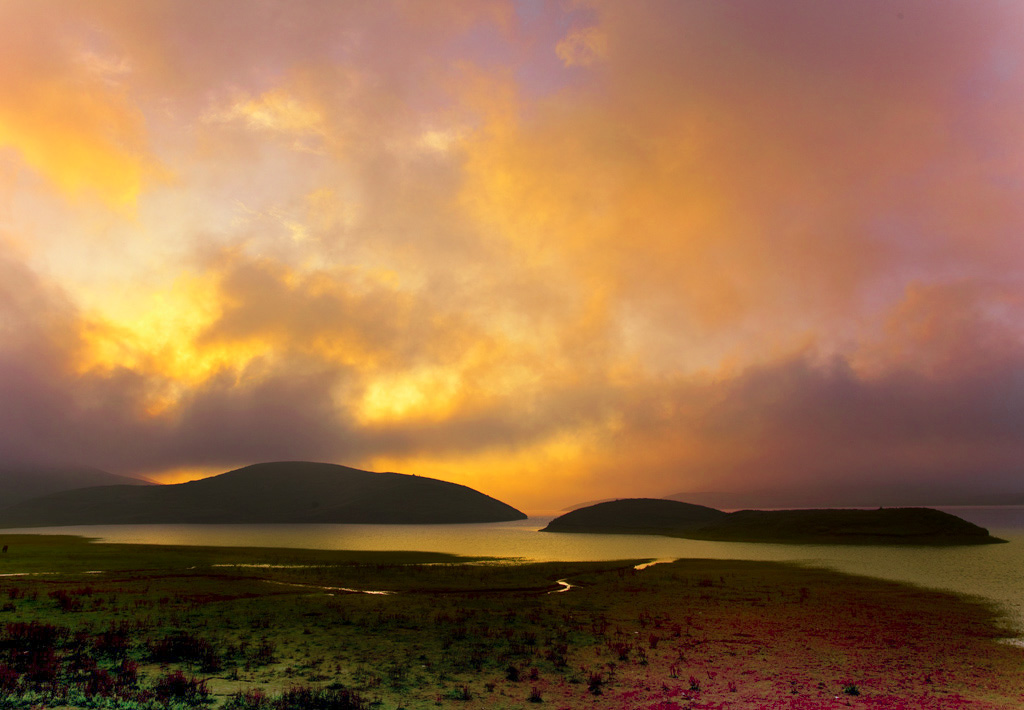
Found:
[1,0,1023,512]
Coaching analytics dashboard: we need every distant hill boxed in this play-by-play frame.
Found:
[542,499,1004,545]
[0,465,153,510]
[543,498,727,535]
[559,497,618,512]
[666,486,1024,509]
[0,462,527,527]
[682,508,1004,545]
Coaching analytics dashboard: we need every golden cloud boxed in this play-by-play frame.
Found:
[0,76,162,211]
[204,88,330,154]
[2,1,1024,508]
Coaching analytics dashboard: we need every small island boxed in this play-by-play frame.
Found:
[542,498,1005,545]
[0,461,527,527]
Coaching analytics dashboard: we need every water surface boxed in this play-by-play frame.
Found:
[5,505,1023,635]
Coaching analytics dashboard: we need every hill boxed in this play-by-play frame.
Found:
[541,499,1004,545]
[666,485,1024,509]
[682,507,1004,545]
[0,465,153,509]
[0,461,526,527]
[541,498,728,535]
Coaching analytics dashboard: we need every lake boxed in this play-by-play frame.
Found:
[5,505,1024,636]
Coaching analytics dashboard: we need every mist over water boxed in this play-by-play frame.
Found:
[7,506,1024,635]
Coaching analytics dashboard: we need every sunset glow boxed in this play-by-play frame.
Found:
[2,1,1024,511]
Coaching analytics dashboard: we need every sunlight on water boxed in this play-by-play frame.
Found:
[548,579,573,594]
[7,506,1024,634]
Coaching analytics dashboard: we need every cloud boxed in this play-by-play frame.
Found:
[3,245,1024,509]
[1,1,1024,510]
[856,280,1024,378]
[556,26,607,67]
[188,251,487,387]
[458,0,1024,372]
[204,89,329,153]
[0,253,148,467]
[0,3,165,211]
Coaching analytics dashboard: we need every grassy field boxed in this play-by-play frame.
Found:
[0,535,1021,709]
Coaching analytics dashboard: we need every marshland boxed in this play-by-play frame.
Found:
[0,533,1022,709]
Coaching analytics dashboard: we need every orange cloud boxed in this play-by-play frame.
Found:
[204,87,331,155]
[0,2,165,213]
[2,1,1024,509]
[0,77,162,211]
[457,0,1024,378]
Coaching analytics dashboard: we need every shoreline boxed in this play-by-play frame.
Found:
[4,525,1023,634]
[0,536,1021,708]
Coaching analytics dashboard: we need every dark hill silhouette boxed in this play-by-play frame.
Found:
[541,498,728,535]
[666,484,1024,509]
[0,465,153,510]
[683,507,1003,545]
[0,462,526,527]
[542,498,1004,545]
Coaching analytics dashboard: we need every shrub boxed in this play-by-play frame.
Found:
[152,669,210,704]
[247,638,277,665]
[25,647,59,684]
[116,659,139,689]
[609,641,630,661]
[224,689,272,710]
[48,589,83,612]
[149,631,222,672]
[275,685,368,710]
[95,623,131,658]
[2,621,68,653]
[0,663,17,691]
[84,668,115,698]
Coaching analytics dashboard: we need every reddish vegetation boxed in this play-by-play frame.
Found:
[0,545,1020,709]
[491,561,1024,709]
